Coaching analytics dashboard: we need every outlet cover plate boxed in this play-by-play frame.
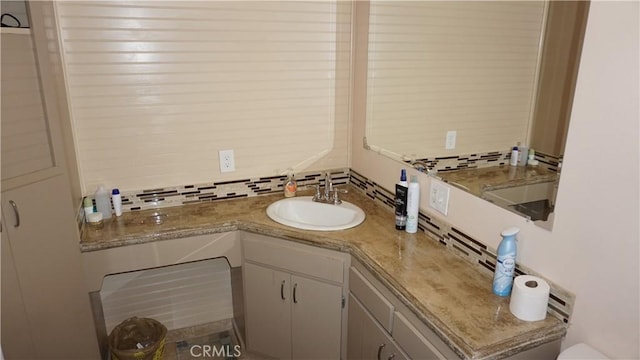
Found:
[445,130,456,150]
[429,180,450,215]
[219,149,235,173]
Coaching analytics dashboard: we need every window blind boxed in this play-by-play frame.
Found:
[55,1,351,193]
[366,1,546,159]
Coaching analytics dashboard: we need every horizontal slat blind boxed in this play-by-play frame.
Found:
[1,33,55,180]
[55,1,351,193]
[100,258,233,333]
[366,1,545,159]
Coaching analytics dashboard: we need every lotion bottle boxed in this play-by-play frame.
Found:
[95,185,112,219]
[394,169,408,230]
[492,227,519,296]
[405,175,420,234]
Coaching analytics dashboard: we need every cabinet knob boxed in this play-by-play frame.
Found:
[9,200,20,228]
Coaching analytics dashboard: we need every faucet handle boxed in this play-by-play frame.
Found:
[332,187,348,205]
[312,184,322,201]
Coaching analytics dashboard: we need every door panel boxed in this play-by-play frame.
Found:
[291,274,343,360]
[1,216,36,359]
[1,175,99,358]
[244,262,291,359]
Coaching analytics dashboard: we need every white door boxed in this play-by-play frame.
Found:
[244,262,292,359]
[1,175,100,358]
[1,215,36,359]
[291,274,343,359]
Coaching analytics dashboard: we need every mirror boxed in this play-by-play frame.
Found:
[364,1,589,227]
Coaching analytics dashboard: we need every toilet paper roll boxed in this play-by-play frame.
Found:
[509,275,550,321]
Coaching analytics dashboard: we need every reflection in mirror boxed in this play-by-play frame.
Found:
[363,1,588,228]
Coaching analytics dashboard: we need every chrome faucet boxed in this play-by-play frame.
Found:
[324,172,333,200]
[412,160,437,175]
[313,172,347,205]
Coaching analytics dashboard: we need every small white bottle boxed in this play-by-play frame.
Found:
[509,147,519,166]
[527,148,539,166]
[405,175,420,234]
[83,197,94,222]
[95,185,112,219]
[111,188,123,216]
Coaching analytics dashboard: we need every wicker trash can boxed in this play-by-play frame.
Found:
[108,317,167,360]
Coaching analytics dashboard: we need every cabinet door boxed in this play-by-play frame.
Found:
[291,274,343,359]
[347,293,367,359]
[1,31,56,184]
[1,175,99,359]
[244,262,292,359]
[348,294,408,360]
[1,218,36,359]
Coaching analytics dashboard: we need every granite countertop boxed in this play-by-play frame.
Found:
[81,186,566,359]
[437,165,558,198]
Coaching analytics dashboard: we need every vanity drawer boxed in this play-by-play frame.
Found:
[242,233,345,283]
[349,267,394,332]
[392,311,447,360]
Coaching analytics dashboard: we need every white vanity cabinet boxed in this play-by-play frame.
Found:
[347,262,458,360]
[242,232,350,359]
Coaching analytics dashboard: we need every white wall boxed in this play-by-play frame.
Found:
[53,1,351,194]
[351,1,639,358]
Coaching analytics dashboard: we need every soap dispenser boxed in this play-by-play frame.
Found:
[284,169,297,198]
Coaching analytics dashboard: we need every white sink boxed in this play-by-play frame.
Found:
[266,196,366,231]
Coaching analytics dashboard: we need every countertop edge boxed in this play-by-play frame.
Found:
[80,218,566,359]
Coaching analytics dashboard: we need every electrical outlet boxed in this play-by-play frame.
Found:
[429,180,450,216]
[445,130,456,150]
[218,149,235,173]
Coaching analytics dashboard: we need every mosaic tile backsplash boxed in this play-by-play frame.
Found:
[86,168,349,213]
[82,166,573,324]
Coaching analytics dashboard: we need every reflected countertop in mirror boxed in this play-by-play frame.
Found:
[359,1,588,229]
[437,165,558,198]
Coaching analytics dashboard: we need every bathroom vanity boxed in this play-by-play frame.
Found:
[80,187,566,359]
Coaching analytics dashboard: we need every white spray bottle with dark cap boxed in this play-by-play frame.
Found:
[492,227,519,296]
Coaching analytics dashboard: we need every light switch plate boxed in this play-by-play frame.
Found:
[429,180,450,215]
